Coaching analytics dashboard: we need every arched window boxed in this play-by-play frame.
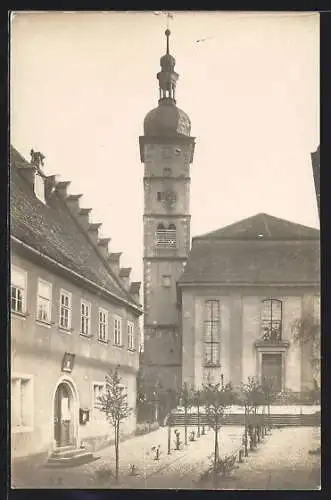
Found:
[261,299,282,341]
[163,167,172,177]
[156,223,176,248]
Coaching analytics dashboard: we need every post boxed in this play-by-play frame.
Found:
[168,422,171,454]
[197,398,201,438]
[244,403,248,457]
[184,406,188,445]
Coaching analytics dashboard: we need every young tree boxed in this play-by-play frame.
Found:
[261,376,277,431]
[292,313,320,394]
[202,378,234,471]
[240,377,264,452]
[97,366,133,481]
[179,382,193,445]
[192,388,202,438]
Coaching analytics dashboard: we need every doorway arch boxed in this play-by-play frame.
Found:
[52,376,79,449]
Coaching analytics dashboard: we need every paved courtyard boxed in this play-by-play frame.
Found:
[11,425,320,490]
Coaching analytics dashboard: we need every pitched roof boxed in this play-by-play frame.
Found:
[179,214,319,285]
[196,213,319,241]
[10,146,141,310]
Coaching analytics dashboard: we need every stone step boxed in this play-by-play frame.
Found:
[46,448,95,468]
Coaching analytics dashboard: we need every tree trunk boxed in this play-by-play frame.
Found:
[184,406,188,445]
[168,422,171,454]
[214,421,219,471]
[115,419,120,481]
[197,402,200,437]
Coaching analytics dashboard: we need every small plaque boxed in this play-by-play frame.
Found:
[62,352,75,373]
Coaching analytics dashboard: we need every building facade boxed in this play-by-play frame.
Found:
[11,147,142,459]
[178,214,320,393]
[139,29,195,405]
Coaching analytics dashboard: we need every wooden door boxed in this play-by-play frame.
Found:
[54,383,74,447]
[262,353,282,392]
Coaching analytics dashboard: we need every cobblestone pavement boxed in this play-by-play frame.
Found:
[12,426,320,490]
[201,426,321,490]
[12,425,243,489]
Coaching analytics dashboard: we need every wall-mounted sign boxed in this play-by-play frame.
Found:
[62,352,75,373]
[79,408,90,425]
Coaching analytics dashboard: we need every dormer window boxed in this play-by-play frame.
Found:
[34,170,46,204]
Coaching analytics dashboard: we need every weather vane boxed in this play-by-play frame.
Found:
[153,11,174,30]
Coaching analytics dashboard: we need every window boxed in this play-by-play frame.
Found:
[11,266,27,314]
[128,321,134,350]
[92,382,106,420]
[261,299,282,341]
[59,290,72,330]
[36,279,52,323]
[162,275,172,287]
[156,223,176,248]
[11,375,33,430]
[80,300,91,336]
[163,167,172,177]
[157,192,164,202]
[203,300,220,366]
[98,308,108,342]
[313,296,320,322]
[114,316,122,346]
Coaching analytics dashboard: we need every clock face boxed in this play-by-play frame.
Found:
[163,190,177,208]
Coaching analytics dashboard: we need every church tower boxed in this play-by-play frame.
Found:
[139,30,195,406]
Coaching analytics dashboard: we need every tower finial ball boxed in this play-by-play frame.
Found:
[165,29,171,37]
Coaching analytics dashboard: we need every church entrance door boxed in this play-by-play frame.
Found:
[261,353,282,393]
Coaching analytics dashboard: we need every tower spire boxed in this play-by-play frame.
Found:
[157,29,179,104]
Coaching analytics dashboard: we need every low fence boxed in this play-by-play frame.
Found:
[168,412,320,427]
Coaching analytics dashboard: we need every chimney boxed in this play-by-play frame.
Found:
[45,174,60,199]
[130,282,141,304]
[78,208,92,230]
[56,181,71,199]
[108,253,122,275]
[119,267,132,290]
[65,194,83,215]
[88,223,102,245]
[97,238,111,260]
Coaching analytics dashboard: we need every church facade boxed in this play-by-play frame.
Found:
[179,214,320,393]
[140,30,320,405]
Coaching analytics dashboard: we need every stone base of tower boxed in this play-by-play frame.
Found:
[138,360,181,425]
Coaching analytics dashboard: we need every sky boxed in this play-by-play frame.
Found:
[10,11,320,282]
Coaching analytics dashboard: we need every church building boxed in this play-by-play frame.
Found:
[139,30,320,409]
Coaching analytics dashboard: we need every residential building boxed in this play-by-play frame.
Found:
[10,146,142,459]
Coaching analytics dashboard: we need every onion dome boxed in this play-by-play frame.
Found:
[143,29,191,138]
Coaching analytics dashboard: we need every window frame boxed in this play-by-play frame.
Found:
[80,299,91,337]
[98,307,109,343]
[127,321,135,351]
[203,300,221,367]
[11,373,34,433]
[36,278,52,325]
[156,223,177,248]
[261,298,283,342]
[11,265,27,315]
[59,289,72,331]
[113,315,122,346]
[92,381,106,421]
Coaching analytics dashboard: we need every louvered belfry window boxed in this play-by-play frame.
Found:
[156,223,176,248]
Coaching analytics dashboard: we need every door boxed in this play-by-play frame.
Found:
[261,353,282,392]
[54,382,74,447]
